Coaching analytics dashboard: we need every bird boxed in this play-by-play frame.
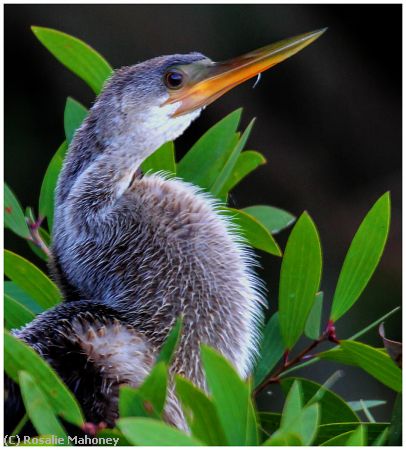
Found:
[6,29,325,433]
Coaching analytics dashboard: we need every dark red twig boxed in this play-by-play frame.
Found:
[27,216,51,259]
[253,320,340,397]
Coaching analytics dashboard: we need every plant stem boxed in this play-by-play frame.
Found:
[271,307,401,378]
[11,413,28,436]
[254,337,323,396]
[27,217,51,258]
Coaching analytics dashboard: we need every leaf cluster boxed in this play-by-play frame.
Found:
[4,26,401,446]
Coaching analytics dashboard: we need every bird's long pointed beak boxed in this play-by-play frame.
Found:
[165,28,326,117]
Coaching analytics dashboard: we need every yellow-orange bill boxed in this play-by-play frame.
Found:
[166,28,327,116]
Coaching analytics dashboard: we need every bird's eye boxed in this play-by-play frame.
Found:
[164,70,185,90]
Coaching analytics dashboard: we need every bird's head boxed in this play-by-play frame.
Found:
[93,28,326,153]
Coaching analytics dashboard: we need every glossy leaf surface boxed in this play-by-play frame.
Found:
[4,250,61,309]
[279,212,322,349]
[331,193,391,321]
[32,26,113,94]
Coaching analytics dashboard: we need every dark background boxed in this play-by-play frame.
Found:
[5,4,401,421]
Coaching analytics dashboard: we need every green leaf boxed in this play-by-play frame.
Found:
[118,386,146,418]
[4,183,30,238]
[201,345,258,445]
[320,430,354,446]
[4,250,61,309]
[280,377,359,424]
[304,292,323,340]
[4,293,36,330]
[262,431,303,446]
[64,97,88,144]
[4,281,44,314]
[388,393,402,445]
[254,313,285,387]
[315,422,388,445]
[372,427,389,446]
[27,227,51,262]
[141,141,176,175]
[281,307,401,377]
[219,150,266,197]
[259,411,281,430]
[330,192,391,321]
[156,317,182,365]
[242,205,295,235]
[280,380,303,429]
[97,428,130,446]
[175,375,227,446]
[32,26,113,94]
[279,383,320,446]
[292,404,320,445]
[118,417,203,446]
[211,119,255,196]
[348,400,386,412]
[340,341,402,392]
[278,212,322,349]
[19,371,68,442]
[39,141,68,231]
[119,361,167,419]
[5,332,84,426]
[222,208,281,256]
[177,109,242,189]
[346,425,366,446]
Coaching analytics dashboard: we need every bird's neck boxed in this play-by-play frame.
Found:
[56,109,163,209]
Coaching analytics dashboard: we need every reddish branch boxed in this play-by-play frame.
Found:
[253,320,339,397]
[27,216,51,259]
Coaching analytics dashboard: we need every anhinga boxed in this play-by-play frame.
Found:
[6,29,325,432]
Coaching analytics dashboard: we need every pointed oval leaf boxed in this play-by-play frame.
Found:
[177,109,242,188]
[331,193,391,321]
[175,375,227,446]
[294,404,320,445]
[97,428,130,446]
[372,427,389,446]
[19,371,68,441]
[262,431,303,446]
[340,341,402,392]
[219,150,266,197]
[304,292,324,340]
[201,345,258,446]
[281,380,303,428]
[119,361,168,419]
[4,183,30,239]
[279,212,322,349]
[320,430,354,446]
[243,205,295,234]
[4,281,44,314]
[280,377,359,424]
[5,293,36,330]
[156,317,182,365]
[118,417,203,446]
[315,422,389,445]
[222,208,281,256]
[387,393,402,445]
[5,332,84,426]
[254,312,285,387]
[4,250,61,308]
[64,97,88,144]
[32,27,113,94]
[346,425,366,446]
[211,119,255,196]
[39,141,68,231]
[141,141,176,175]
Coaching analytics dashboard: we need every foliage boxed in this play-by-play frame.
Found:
[4,26,401,446]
